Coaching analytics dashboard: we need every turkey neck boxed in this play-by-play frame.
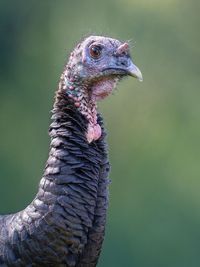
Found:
[6,87,109,265]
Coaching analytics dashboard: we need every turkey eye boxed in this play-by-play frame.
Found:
[89,45,102,59]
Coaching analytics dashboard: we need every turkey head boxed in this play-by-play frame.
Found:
[61,36,143,143]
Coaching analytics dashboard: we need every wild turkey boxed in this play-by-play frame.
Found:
[0,35,142,266]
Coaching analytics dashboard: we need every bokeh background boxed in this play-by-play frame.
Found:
[0,0,200,266]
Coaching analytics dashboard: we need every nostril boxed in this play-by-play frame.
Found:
[119,58,128,67]
[116,57,128,67]
[121,61,126,66]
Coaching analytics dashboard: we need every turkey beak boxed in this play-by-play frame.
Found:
[116,42,143,81]
[126,61,143,82]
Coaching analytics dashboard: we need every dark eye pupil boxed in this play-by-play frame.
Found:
[90,45,102,58]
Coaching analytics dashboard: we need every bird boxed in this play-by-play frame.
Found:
[0,35,142,266]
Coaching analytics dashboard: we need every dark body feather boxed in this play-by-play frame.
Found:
[0,89,110,266]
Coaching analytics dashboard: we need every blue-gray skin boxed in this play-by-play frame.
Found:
[0,36,142,266]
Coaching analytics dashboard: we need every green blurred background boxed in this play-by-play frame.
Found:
[0,0,200,266]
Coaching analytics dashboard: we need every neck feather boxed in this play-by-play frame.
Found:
[6,87,109,265]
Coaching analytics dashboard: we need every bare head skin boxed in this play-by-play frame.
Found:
[59,36,143,143]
